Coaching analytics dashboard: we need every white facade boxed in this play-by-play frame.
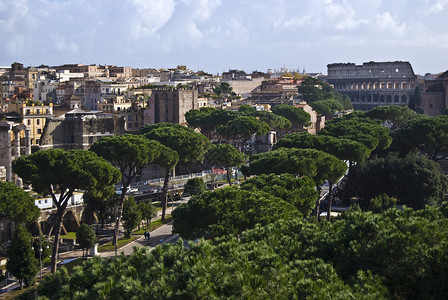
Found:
[56,70,85,82]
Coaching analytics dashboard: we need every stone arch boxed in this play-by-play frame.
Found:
[402,82,407,89]
[387,95,392,102]
[367,95,372,102]
[410,83,415,89]
[394,82,400,89]
[367,83,372,90]
[394,95,400,102]
[361,94,366,102]
[63,210,80,233]
[387,82,393,89]
[380,95,385,102]
[402,95,407,103]
[373,94,379,102]
[361,83,366,90]
[81,208,97,225]
[380,82,385,89]
[373,82,378,89]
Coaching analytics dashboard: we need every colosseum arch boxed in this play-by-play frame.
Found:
[401,95,407,103]
[387,95,392,102]
[387,82,393,89]
[394,95,400,102]
[402,82,407,90]
[394,82,400,89]
[380,95,385,102]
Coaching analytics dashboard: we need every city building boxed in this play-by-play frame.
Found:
[147,88,199,125]
[8,102,53,147]
[422,70,448,116]
[326,61,417,110]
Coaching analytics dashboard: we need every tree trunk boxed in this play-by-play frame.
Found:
[161,169,170,222]
[113,190,126,256]
[226,167,232,186]
[326,181,334,221]
[50,208,66,273]
[313,186,322,219]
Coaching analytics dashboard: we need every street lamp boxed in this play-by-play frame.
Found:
[33,236,49,282]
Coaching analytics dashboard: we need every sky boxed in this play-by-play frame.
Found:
[0,0,447,75]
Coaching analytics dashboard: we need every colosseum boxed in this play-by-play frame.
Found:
[326,61,417,110]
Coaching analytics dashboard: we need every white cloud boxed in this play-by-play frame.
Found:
[374,12,407,36]
[129,0,176,38]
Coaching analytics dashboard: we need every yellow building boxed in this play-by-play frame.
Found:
[8,102,53,146]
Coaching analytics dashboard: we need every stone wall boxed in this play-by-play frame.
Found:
[40,116,125,150]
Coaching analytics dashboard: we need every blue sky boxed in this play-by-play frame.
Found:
[1,0,447,75]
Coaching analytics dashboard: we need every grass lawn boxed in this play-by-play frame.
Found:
[60,232,77,240]
[97,236,139,252]
[134,215,173,235]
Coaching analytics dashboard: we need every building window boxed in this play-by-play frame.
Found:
[37,119,40,125]
[128,123,132,129]
[37,128,42,134]
[27,120,31,125]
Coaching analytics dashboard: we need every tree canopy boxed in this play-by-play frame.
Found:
[173,187,301,239]
[364,105,418,129]
[76,223,96,259]
[90,134,166,253]
[275,132,371,164]
[0,181,40,225]
[244,147,347,187]
[217,116,270,151]
[272,104,310,130]
[142,123,209,220]
[348,153,448,209]
[206,144,246,185]
[7,227,39,289]
[13,149,120,273]
[319,117,392,152]
[309,99,343,116]
[390,115,448,161]
[39,205,448,299]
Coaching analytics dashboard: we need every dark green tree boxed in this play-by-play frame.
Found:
[142,123,209,221]
[391,115,448,161]
[309,99,343,116]
[217,116,270,152]
[83,192,120,228]
[0,181,40,225]
[76,223,96,259]
[408,86,423,113]
[275,132,371,169]
[244,147,347,218]
[13,149,120,273]
[368,194,397,213]
[206,144,246,185]
[139,200,157,229]
[364,105,418,129]
[239,173,318,216]
[214,82,232,96]
[272,104,310,132]
[184,177,206,195]
[90,134,162,254]
[319,116,392,152]
[349,153,448,209]
[297,76,326,102]
[6,227,39,289]
[185,107,218,138]
[122,197,142,238]
[173,187,300,239]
